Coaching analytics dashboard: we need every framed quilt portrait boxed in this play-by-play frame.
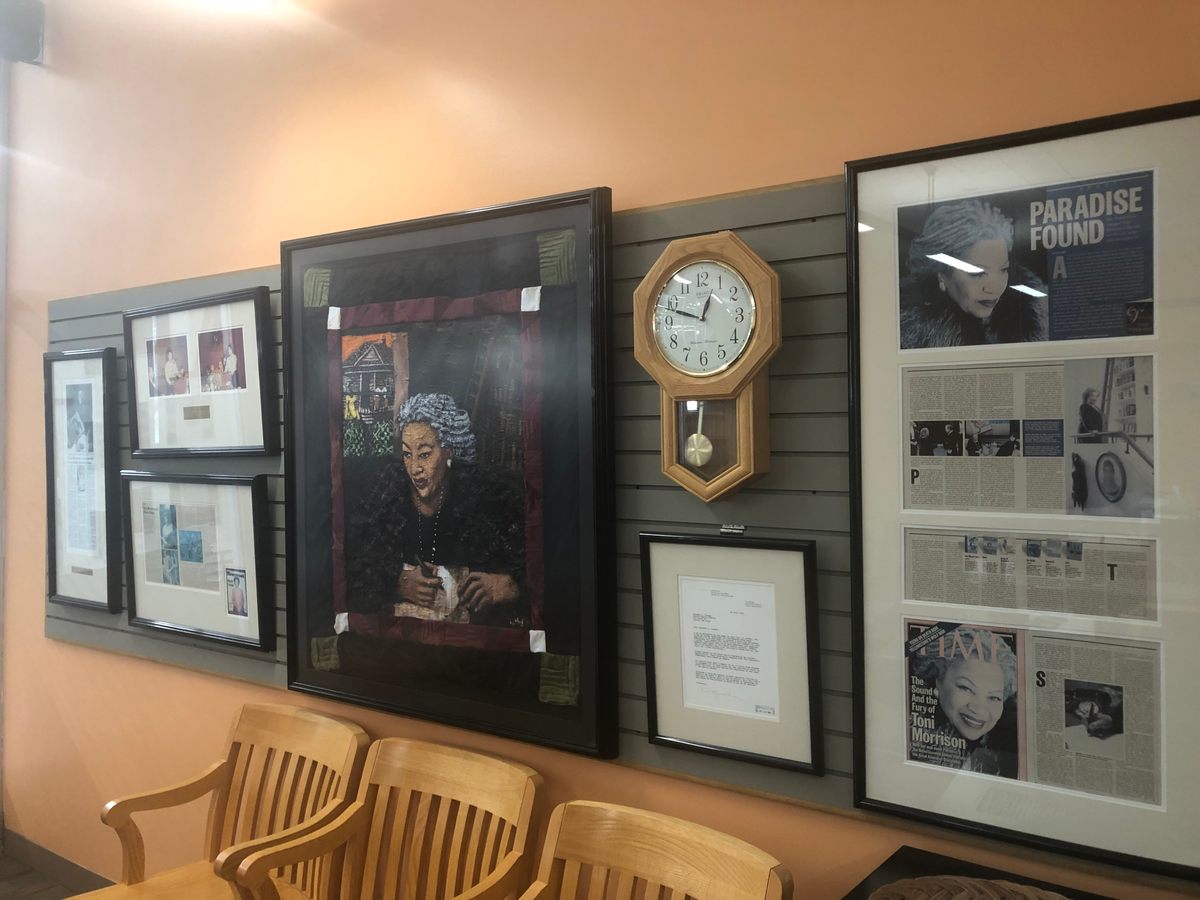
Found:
[282,188,616,756]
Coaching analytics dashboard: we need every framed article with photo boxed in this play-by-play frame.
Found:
[640,532,823,774]
[44,348,121,612]
[282,188,616,756]
[122,471,273,651]
[847,99,1200,878]
[123,286,277,456]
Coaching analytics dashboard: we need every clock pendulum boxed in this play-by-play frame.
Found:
[682,401,714,468]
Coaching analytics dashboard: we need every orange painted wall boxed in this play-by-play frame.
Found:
[5,1,1200,896]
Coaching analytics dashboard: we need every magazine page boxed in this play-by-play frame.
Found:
[1026,633,1161,805]
[903,356,1154,518]
[904,527,1156,621]
[905,620,1025,780]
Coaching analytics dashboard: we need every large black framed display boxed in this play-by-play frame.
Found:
[282,188,616,757]
[847,99,1200,878]
[640,533,823,774]
[44,348,122,612]
[122,471,273,651]
[123,286,277,457]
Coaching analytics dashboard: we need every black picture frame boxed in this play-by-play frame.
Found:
[123,285,278,457]
[847,99,1200,880]
[121,471,274,651]
[640,532,824,774]
[282,188,616,757]
[44,347,122,612]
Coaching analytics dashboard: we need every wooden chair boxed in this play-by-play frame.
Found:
[78,703,370,899]
[517,800,792,900]
[229,737,542,900]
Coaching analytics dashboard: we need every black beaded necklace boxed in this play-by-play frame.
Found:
[416,481,446,565]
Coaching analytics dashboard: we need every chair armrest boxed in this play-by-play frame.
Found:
[100,759,229,884]
[455,849,529,900]
[226,800,369,899]
[515,882,552,900]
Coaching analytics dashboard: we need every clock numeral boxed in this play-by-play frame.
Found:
[696,271,710,288]
[669,334,678,349]
[729,285,738,298]
[683,348,690,363]
[679,280,690,295]
[730,328,739,344]
[734,307,745,323]
[717,345,726,361]
[699,351,708,367]
[717,274,723,290]
[666,296,678,312]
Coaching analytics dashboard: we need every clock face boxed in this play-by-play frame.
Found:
[652,260,756,376]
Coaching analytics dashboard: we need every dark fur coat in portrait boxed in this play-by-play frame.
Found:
[344,459,526,625]
[899,269,1048,349]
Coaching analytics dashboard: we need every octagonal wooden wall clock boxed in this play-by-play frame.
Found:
[633,231,781,502]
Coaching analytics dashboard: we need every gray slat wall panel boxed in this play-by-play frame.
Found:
[609,179,853,803]
[45,178,856,811]
[46,271,290,683]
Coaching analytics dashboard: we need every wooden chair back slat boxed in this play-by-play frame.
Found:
[443,798,471,897]
[247,746,277,839]
[584,864,607,899]
[422,795,454,900]
[218,740,254,850]
[560,860,583,899]
[265,750,296,835]
[463,806,487,889]
[398,791,433,899]
[612,870,636,900]
[291,756,319,835]
[530,802,790,900]
[359,783,391,899]
[379,786,412,900]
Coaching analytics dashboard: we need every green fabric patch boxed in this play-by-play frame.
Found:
[303,267,331,308]
[310,635,341,671]
[537,229,576,286]
[538,652,580,706]
[342,420,367,457]
[370,418,394,456]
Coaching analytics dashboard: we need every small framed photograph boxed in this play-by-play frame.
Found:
[639,532,823,773]
[44,348,121,612]
[122,471,273,651]
[123,286,277,456]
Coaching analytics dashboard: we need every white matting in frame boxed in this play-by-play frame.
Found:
[124,286,275,455]
[849,100,1200,878]
[123,472,272,651]
[45,348,121,612]
[640,533,823,773]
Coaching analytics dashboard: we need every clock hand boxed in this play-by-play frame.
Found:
[659,304,702,320]
[700,292,712,321]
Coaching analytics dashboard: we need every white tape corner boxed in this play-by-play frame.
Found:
[327,306,342,330]
[521,286,541,312]
[529,629,547,653]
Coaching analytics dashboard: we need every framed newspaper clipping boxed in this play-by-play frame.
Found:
[640,532,823,774]
[44,347,122,612]
[122,471,273,651]
[847,99,1200,879]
